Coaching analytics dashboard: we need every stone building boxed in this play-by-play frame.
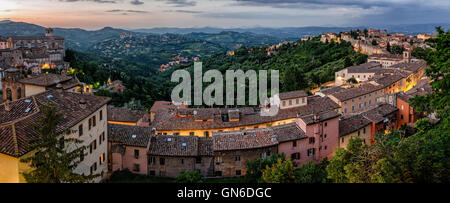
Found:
[338,114,372,148]
[108,124,151,175]
[0,90,110,183]
[334,62,383,85]
[147,135,214,178]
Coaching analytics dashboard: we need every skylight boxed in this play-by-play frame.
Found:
[131,134,137,139]
[182,142,187,147]
[25,108,31,113]
[46,94,54,99]
[167,137,172,142]
[24,99,31,103]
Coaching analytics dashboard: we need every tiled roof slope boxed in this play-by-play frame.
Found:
[279,90,308,100]
[152,96,339,131]
[0,90,110,157]
[19,73,74,87]
[108,124,151,147]
[107,106,147,123]
[339,114,372,137]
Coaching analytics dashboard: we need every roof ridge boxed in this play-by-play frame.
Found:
[11,123,19,157]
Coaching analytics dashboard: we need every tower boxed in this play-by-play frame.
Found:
[403,51,411,63]
[45,28,54,37]
[1,68,25,102]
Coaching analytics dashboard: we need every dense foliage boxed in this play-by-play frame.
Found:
[175,170,204,183]
[67,37,366,109]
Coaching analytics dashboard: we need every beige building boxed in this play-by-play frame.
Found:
[279,90,308,109]
[338,114,372,148]
[334,62,382,85]
[0,90,110,183]
[327,83,384,116]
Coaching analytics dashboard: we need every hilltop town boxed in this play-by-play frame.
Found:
[0,27,439,183]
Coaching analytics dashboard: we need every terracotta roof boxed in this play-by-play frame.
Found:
[346,62,382,73]
[152,96,340,131]
[150,101,185,112]
[19,73,74,87]
[372,74,405,88]
[108,124,151,148]
[339,114,372,137]
[107,106,147,123]
[279,90,308,100]
[361,104,398,124]
[330,83,383,101]
[0,90,110,157]
[398,79,433,103]
[318,86,345,96]
[389,61,426,73]
[300,110,341,125]
[148,135,200,157]
[212,123,306,151]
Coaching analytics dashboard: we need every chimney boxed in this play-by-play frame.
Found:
[56,83,63,92]
[79,99,87,109]
[4,101,11,111]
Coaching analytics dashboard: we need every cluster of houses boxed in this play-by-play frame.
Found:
[321,29,434,55]
[0,30,434,183]
[0,28,69,80]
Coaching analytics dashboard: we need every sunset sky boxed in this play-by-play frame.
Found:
[1,0,449,30]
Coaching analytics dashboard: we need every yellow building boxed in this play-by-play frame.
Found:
[338,114,372,149]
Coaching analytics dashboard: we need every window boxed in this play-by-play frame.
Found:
[160,158,165,165]
[99,110,103,121]
[324,146,327,150]
[204,131,209,137]
[235,156,241,162]
[196,156,202,164]
[359,103,362,109]
[80,150,84,162]
[309,137,315,144]
[148,157,155,165]
[307,148,315,157]
[289,100,292,105]
[344,108,347,114]
[302,98,306,103]
[133,164,140,172]
[134,149,139,159]
[324,122,328,127]
[215,171,222,177]
[100,153,105,164]
[292,141,297,147]
[93,140,97,150]
[352,106,355,112]
[291,153,300,160]
[324,134,327,138]
[236,170,242,176]
[88,118,92,130]
[363,128,366,134]
[358,131,361,136]
[181,159,184,164]
[341,138,344,143]
[78,125,83,137]
[296,99,299,104]
[282,101,286,106]
[401,115,404,120]
[189,132,195,136]
[89,143,93,154]
[92,116,96,127]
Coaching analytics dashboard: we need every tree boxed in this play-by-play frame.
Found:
[245,154,285,183]
[411,47,431,60]
[386,42,391,53]
[371,39,378,46]
[347,77,358,84]
[20,103,96,183]
[262,158,296,183]
[390,45,405,55]
[175,171,204,183]
[294,160,329,183]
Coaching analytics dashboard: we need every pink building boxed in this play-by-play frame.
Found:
[295,111,340,162]
[108,124,151,175]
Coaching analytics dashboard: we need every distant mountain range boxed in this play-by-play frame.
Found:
[132,23,449,39]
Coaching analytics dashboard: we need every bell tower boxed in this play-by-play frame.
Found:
[45,28,54,37]
[1,68,25,102]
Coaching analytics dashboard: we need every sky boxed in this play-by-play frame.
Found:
[0,0,449,30]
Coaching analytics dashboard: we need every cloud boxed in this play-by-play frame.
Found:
[106,9,150,13]
[60,0,117,3]
[164,9,203,14]
[158,0,197,7]
[130,0,144,5]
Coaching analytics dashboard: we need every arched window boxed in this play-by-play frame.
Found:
[6,88,12,101]
[17,87,21,99]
